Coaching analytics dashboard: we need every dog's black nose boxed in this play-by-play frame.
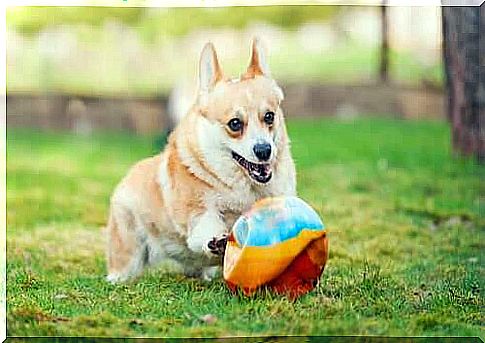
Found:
[253,143,272,161]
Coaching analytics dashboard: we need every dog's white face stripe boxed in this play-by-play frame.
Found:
[236,108,276,163]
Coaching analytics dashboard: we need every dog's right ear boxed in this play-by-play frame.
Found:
[198,42,223,95]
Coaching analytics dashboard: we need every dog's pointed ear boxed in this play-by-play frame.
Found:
[198,42,223,94]
[245,37,270,78]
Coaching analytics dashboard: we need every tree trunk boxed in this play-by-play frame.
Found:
[379,3,389,83]
[442,6,484,163]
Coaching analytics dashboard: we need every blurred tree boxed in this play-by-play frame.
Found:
[442,6,484,163]
[379,2,389,83]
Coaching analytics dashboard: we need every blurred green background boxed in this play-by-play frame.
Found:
[7,6,443,96]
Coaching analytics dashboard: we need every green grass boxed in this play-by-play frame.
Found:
[6,118,484,337]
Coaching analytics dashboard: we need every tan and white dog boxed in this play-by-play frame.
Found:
[106,38,296,283]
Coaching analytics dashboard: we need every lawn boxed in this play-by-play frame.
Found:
[6,118,484,338]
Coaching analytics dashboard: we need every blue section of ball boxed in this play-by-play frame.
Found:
[233,196,325,247]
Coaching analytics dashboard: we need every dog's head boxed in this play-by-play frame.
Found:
[194,38,286,185]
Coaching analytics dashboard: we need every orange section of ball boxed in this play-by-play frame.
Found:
[225,234,328,299]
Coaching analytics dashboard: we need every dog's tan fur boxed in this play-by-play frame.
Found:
[106,38,296,282]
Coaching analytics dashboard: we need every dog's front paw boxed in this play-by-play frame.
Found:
[206,234,228,256]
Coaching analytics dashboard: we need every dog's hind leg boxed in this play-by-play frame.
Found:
[106,207,148,283]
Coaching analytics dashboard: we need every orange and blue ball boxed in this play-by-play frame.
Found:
[223,196,329,299]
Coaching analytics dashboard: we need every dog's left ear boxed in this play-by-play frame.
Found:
[245,37,270,78]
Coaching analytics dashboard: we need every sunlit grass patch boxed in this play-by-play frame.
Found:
[6,118,484,337]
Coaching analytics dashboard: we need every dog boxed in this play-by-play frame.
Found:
[106,38,296,283]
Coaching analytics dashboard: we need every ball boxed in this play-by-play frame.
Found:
[223,196,328,299]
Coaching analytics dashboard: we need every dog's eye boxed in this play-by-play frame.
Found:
[264,111,275,125]
[228,118,243,132]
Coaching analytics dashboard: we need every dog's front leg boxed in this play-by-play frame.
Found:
[187,211,228,257]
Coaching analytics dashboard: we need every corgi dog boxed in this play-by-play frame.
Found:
[106,38,296,283]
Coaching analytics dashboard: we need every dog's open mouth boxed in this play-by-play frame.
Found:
[232,151,272,184]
